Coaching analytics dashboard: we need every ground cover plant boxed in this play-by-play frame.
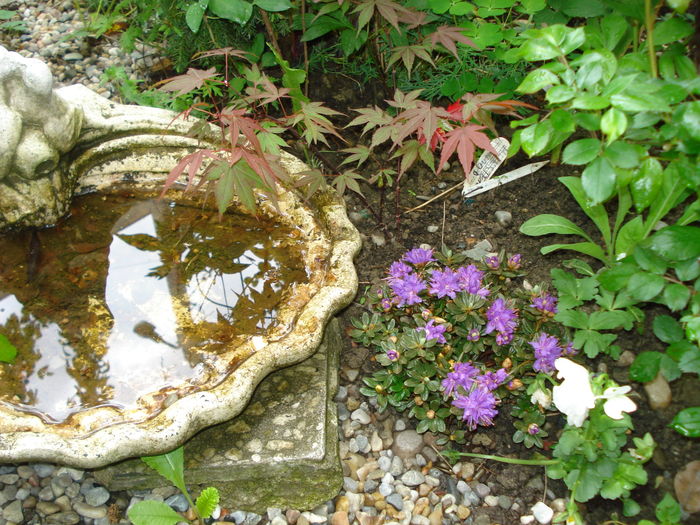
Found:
[7,0,696,522]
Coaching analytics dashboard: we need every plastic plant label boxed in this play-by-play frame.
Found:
[466,137,510,188]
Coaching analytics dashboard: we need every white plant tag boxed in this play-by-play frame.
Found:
[463,137,510,194]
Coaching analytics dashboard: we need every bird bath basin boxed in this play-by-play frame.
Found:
[0,46,360,468]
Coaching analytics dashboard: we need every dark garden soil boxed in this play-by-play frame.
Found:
[310,73,700,524]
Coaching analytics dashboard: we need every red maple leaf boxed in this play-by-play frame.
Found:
[437,124,498,178]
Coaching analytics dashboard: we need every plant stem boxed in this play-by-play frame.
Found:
[260,10,282,59]
[644,0,658,78]
[450,451,560,466]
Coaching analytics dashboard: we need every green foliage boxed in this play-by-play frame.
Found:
[0,9,28,32]
[127,447,220,525]
[0,334,17,364]
[638,493,683,525]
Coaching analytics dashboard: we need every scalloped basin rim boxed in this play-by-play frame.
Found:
[0,164,361,468]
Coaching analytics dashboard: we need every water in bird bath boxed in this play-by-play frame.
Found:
[0,184,321,425]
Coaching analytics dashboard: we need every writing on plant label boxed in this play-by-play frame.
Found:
[467,137,509,186]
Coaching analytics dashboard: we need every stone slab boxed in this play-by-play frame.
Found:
[94,318,343,513]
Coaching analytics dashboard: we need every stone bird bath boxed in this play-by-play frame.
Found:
[0,46,361,468]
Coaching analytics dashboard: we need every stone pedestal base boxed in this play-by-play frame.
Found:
[94,319,343,513]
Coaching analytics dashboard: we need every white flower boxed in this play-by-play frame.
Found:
[531,501,554,524]
[530,388,552,409]
[552,358,596,427]
[600,386,637,419]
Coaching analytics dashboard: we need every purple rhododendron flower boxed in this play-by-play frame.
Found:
[485,298,518,337]
[429,267,461,299]
[531,292,558,314]
[388,261,413,281]
[563,341,577,356]
[507,254,522,270]
[466,328,481,342]
[478,368,508,391]
[442,362,479,397]
[390,273,426,306]
[485,255,500,269]
[417,319,447,344]
[386,349,399,361]
[456,265,490,297]
[527,423,540,435]
[453,388,498,430]
[380,298,393,310]
[530,332,563,373]
[496,331,514,345]
[403,248,435,265]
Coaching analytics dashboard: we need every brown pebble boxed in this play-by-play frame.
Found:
[334,496,349,513]
[286,508,301,524]
[428,506,443,525]
[456,505,471,519]
[330,511,350,525]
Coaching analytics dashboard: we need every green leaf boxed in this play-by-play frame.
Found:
[599,263,637,291]
[519,214,593,241]
[589,310,634,330]
[253,0,291,10]
[554,0,606,17]
[0,334,17,363]
[615,216,644,257]
[600,108,627,145]
[666,0,690,13]
[649,226,700,262]
[627,271,665,301]
[631,157,663,212]
[675,100,700,142]
[655,493,682,523]
[674,257,700,281]
[653,18,693,46]
[517,68,560,94]
[141,447,186,494]
[582,157,616,205]
[630,351,662,382]
[195,487,220,519]
[209,0,253,25]
[670,407,700,437]
[611,93,670,113]
[662,283,691,312]
[127,500,184,525]
[562,138,601,165]
[301,15,349,42]
[653,315,684,343]
[546,84,576,104]
[678,346,700,375]
[574,329,617,357]
[559,176,611,247]
[185,0,208,33]
[555,309,589,329]
[540,242,608,263]
[632,245,667,274]
[603,141,640,169]
[520,121,553,156]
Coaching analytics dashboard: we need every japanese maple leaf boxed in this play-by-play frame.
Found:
[194,47,252,62]
[391,100,451,148]
[437,124,498,178]
[352,0,412,32]
[158,67,218,96]
[219,108,266,154]
[287,101,345,146]
[427,25,478,60]
[244,75,290,106]
[386,44,435,77]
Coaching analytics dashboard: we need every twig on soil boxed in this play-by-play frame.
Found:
[441,200,446,247]
[402,179,465,214]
